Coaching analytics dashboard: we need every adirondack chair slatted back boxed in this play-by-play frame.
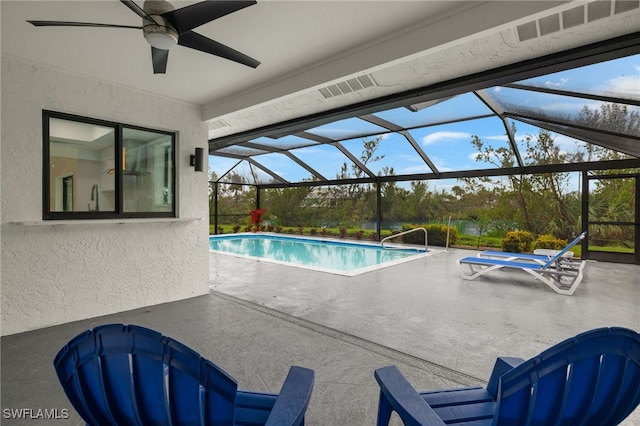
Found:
[495,327,640,425]
[540,231,586,270]
[54,324,239,425]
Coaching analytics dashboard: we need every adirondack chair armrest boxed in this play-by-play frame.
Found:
[374,366,447,426]
[486,356,525,398]
[264,366,315,426]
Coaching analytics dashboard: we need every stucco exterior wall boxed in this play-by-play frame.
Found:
[1,56,210,336]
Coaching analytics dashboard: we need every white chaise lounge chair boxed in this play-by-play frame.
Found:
[458,232,587,295]
[478,232,586,265]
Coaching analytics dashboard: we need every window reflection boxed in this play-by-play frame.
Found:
[45,112,175,219]
[122,129,173,213]
[48,117,115,213]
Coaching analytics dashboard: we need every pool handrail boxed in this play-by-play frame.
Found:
[381,227,428,251]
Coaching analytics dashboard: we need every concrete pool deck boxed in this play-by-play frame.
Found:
[2,246,639,425]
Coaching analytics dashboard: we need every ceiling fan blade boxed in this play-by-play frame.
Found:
[162,1,256,34]
[28,20,141,29]
[151,47,169,74]
[178,31,260,68]
[120,0,159,24]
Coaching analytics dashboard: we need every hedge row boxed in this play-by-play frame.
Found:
[399,224,458,247]
[400,226,570,252]
[502,230,568,253]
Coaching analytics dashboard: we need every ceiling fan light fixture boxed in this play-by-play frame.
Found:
[142,12,178,50]
[144,31,178,50]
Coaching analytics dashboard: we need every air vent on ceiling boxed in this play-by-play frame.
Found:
[517,21,538,41]
[318,74,376,99]
[539,13,560,36]
[615,0,640,13]
[563,4,585,29]
[588,0,613,21]
[516,0,638,42]
[208,119,230,131]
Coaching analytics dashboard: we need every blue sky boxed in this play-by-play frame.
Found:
[210,54,639,192]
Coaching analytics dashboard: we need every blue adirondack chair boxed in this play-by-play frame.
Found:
[54,323,315,426]
[374,327,640,426]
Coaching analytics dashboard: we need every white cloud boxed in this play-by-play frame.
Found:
[421,131,470,145]
[603,75,640,98]
[435,165,454,172]
[540,101,601,113]
[517,133,587,154]
[294,147,320,154]
[400,164,433,174]
[468,152,482,161]
[393,153,423,162]
[544,77,568,88]
[483,134,509,142]
[295,147,342,159]
[551,134,588,152]
[429,155,454,172]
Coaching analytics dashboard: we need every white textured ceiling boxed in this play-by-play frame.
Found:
[2,1,639,140]
[2,1,470,104]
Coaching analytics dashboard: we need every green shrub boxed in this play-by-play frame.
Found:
[502,230,534,253]
[399,224,458,247]
[534,234,567,250]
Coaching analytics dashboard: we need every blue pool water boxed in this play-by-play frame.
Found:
[209,234,430,275]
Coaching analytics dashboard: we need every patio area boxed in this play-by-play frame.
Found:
[2,246,639,425]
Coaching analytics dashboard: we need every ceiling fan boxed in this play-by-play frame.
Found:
[27,0,261,74]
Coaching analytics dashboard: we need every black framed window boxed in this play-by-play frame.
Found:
[43,111,176,219]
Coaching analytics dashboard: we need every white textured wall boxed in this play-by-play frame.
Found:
[1,56,210,336]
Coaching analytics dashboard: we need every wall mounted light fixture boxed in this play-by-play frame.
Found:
[190,147,204,172]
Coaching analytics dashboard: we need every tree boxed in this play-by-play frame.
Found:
[576,103,638,245]
[520,129,582,237]
[211,171,255,225]
[588,176,635,246]
[463,123,582,238]
[402,181,430,222]
[330,136,386,227]
[577,103,640,139]
[263,186,313,227]
[577,103,638,170]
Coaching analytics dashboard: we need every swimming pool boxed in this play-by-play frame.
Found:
[209,233,438,276]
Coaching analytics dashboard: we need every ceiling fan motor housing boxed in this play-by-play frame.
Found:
[142,0,178,50]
